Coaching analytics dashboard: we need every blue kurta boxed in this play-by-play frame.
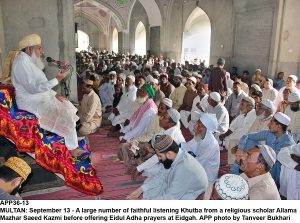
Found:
[231,130,295,187]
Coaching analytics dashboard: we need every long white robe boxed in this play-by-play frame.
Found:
[109,85,137,126]
[181,131,220,184]
[12,52,79,150]
[142,149,208,200]
[284,106,300,143]
[277,144,300,199]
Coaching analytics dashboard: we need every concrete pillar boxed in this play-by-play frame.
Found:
[149,26,160,56]
[1,0,77,101]
[118,31,130,54]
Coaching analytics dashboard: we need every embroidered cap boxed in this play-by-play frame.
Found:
[153,134,174,152]
[215,174,249,200]
[4,157,31,180]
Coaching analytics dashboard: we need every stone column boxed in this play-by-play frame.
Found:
[118,31,130,54]
[149,26,161,57]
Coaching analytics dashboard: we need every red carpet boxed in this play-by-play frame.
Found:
[24,127,230,200]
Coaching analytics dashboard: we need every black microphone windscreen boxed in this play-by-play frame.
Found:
[46,57,54,62]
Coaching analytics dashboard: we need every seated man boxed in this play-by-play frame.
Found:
[127,135,208,200]
[179,76,198,128]
[108,75,137,133]
[239,145,280,200]
[234,112,295,187]
[277,143,300,199]
[169,74,187,110]
[249,99,275,133]
[284,92,300,143]
[149,76,165,106]
[204,174,249,200]
[181,113,220,184]
[11,34,83,158]
[0,157,31,200]
[77,79,102,136]
[119,83,158,142]
[219,96,256,164]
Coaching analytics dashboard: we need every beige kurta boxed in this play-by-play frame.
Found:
[169,84,187,110]
[78,90,102,135]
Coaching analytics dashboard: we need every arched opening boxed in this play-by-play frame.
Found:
[181,8,211,66]
[135,21,146,56]
[112,28,118,53]
[76,30,90,52]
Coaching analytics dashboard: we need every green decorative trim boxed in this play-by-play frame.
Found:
[115,0,127,8]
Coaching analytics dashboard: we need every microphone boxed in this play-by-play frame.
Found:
[46,57,70,69]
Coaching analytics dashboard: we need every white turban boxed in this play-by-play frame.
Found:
[19,34,41,49]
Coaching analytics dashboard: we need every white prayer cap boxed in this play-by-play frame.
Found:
[149,76,159,85]
[192,72,202,78]
[167,108,180,124]
[187,76,197,85]
[162,98,173,108]
[257,145,276,169]
[255,69,262,73]
[209,92,221,103]
[288,92,300,103]
[19,34,41,49]
[153,70,160,77]
[242,96,255,107]
[274,112,291,126]
[199,113,218,132]
[267,78,273,86]
[174,68,181,75]
[145,75,153,82]
[215,174,249,200]
[109,71,117,76]
[288,75,298,83]
[127,75,135,83]
[260,99,275,113]
[226,72,231,78]
[251,84,262,92]
[118,73,126,81]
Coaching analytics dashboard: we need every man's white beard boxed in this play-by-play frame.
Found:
[31,51,45,70]
[194,133,203,142]
[136,96,148,104]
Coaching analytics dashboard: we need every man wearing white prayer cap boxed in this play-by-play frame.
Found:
[249,99,275,133]
[262,78,278,101]
[149,76,165,106]
[284,92,300,143]
[181,112,220,184]
[204,174,249,200]
[220,95,256,164]
[162,98,173,108]
[274,74,300,108]
[12,34,86,159]
[239,145,280,200]
[107,74,138,134]
[205,92,229,134]
[234,112,295,187]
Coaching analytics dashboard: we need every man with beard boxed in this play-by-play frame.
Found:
[126,135,208,200]
[249,99,275,133]
[159,73,174,98]
[225,81,247,122]
[12,34,84,158]
[181,113,220,184]
[169,74,187,110]
[0,157,31,200]
[117,99,172,173]
[108,75,137,133]
[119,83,158,142]
[149,76,165,106]
[284,92,300,143]
[220,96,256,164]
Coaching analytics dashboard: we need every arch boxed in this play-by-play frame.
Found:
[112,27,118,53]
[135,21,146,55]
[181,7,211,66]
[76,30,90,52]
[127,0,162,30]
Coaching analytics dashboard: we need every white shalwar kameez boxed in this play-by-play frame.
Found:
[12,52,79,150]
